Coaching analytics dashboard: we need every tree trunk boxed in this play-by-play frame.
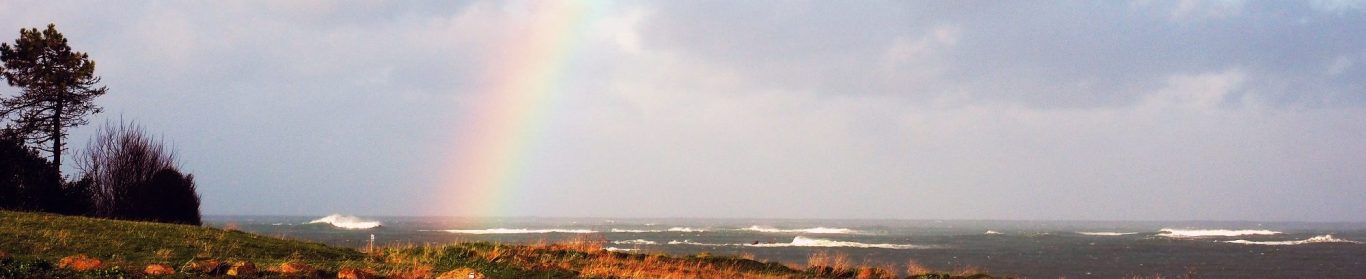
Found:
[52,95,62,177]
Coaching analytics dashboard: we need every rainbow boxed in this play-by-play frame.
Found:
[441,2,600,218]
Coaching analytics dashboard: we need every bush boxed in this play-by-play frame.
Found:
[135,169,200,225]
[75,121,200,225]
[0,132,62,212]
[51,177,95,216]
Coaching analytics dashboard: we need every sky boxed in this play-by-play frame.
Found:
[1,1,1364,221]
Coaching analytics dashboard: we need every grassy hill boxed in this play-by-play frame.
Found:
[0,210,1001,278]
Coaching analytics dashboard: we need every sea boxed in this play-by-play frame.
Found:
[204,215,1366,278]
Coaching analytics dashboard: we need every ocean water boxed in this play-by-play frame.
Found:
[206,215,1366,278]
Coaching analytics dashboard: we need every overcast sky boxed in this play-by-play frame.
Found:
[3,1,1364,221]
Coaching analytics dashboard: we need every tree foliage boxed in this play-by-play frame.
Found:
[0,24,197,225]
[0,23,107,176]
[76,120,200,225]
[0,132,61,211]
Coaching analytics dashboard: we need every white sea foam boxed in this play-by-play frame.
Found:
[665,236,925,249]
[306,214,381,229]
[741,226,859,234]
[1078,232,1139,236]
[749,236,922,249]
[984,230,1003,235]
[1158,228,1281,238]
[666,239,727,246]
[610,229,659,233]
[1224,235,1361,246]
[612,239,658,245]
[604,247,638,252]
[609,227,705,233]
[441,228,597,234]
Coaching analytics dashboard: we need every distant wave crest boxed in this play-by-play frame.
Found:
[666,236,923,249]
[610,229,657,233]
[1225,235,1361,246]
[1078,232,1139,236]
[1158,228,1281,238]
[983,230,1003,235]
[667,239,727,246]
[668,227,706,232]
[742,226,859,234]
[612,239,658,245]
[442,228,597,234]
[749,236,922,249]
[306,214,381,229]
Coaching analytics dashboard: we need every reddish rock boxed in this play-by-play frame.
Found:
[278,261,314,275]
[182,259,227,274]
[144,264,176,276]
[338,267,376,279]
[227,261,258,277]
[57,254,102,271]
[0,250,9,260]
[436,267,487,279]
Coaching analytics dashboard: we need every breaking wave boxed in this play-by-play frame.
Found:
[666,237,924,249]
[667,239,727,246]
[604,247,638,252]
[1158,228,1281,238]
[612,239,658,245]
[984,230,1003,235]
[306,214,381,229]
[610,229,658,233]
[608,227,706,233]
[1078,232,1139,236]
[441,228,597,234]
[1224,235,1361,246]
[749,236,922,249]
[741,226,859,234]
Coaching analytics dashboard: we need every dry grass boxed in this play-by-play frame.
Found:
[153,248,173,262]
[363,236,810,279]
[905,259,934,276]
[1122,268,1198,279]
[807,250,852,275]
[854,265,895,279]
[577,255,789,279]
[952,264,986,276]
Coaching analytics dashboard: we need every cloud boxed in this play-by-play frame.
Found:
[1169,0,1245,20]
[1140,70,1245,110]
[1310,0,1366,13]
[2,1,1363,220]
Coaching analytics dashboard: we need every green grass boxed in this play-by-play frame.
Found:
[0,210,361,266]
[0,210,1006,278]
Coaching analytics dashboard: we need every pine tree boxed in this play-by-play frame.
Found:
[0,24,107,177]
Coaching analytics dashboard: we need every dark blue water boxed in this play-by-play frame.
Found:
[205,215,1366,278]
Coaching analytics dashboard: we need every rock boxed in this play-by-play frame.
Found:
[144,264,176,276]
[278,261,314,275]
[182,259,227,274]
[436,267,487,279]
[227,261,257,277]
[57,254,102,271]
[338,267,375,279]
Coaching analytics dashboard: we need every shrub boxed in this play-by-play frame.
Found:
[0,132,62,212]
[136,169,200,225]
[75,120,200,225]
[50,177,95,216]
